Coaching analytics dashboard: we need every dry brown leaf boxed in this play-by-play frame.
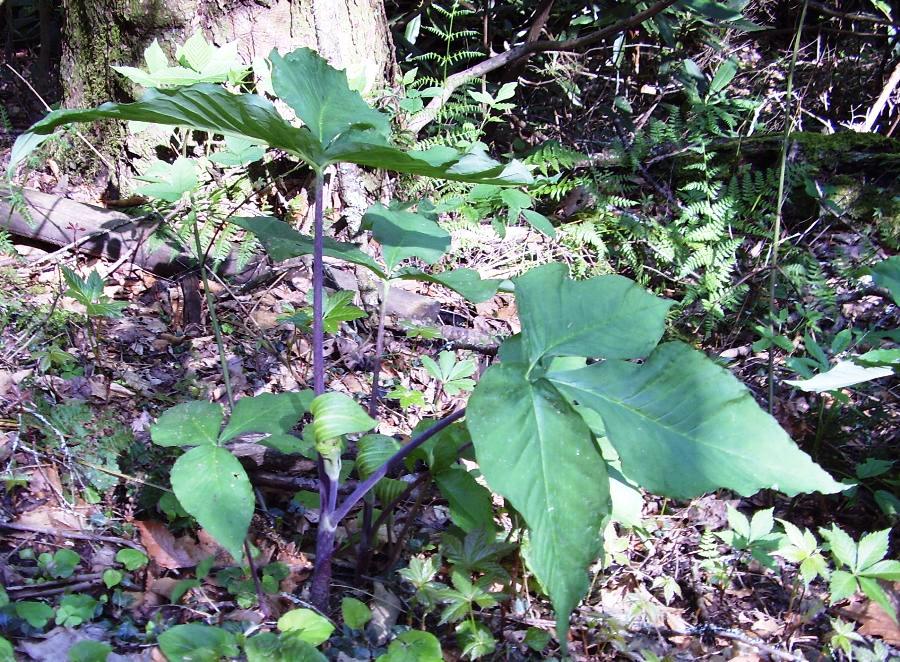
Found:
[136,520,224,569]
[839,584,900,645]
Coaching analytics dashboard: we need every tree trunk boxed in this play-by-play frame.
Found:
[59,0,397,191]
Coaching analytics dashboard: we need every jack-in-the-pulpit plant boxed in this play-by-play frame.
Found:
[10,45,845,653]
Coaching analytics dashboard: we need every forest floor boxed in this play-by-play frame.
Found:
[0,159,898,661]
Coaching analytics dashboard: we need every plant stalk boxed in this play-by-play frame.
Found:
[309,409,465,608]
[768,0,807,412]
[192,214,234,409]
[357,280,392,579]
[333,409,465,524]
[192,210,268,610]
[309,169,334,610]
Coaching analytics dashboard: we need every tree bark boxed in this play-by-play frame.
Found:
[58,0,396,191]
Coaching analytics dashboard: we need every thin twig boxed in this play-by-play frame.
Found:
[0,522,146,552]
[5,63,113,172]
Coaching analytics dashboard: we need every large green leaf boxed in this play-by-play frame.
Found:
[549,342,845,499]
[277,608,335,645]
[219,391,312,443]
[434,467,496,533]
[397,268,502,303]
[324,134,532,185]
[467,362,609,638]
[270,48,390,147]
[362,203,450,272]
[230,216,385,276]
[785,360,894,393]
[170,445,255,560]
[10,83,324,168]
[514,263,672,365]
[158,624,239,662]
[151,401,223,447]
[872,256,900,305]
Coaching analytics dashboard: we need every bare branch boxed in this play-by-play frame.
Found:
[405,0,679,134]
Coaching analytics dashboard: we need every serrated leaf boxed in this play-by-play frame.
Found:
[151,401,223,447]
[310,392,377,444]
[219,392,311,443]
[856,529,890,571]
[863,559,900,581]
[144,40,168,72]
[726,506,751,539]
[515,263,672,364]
[209,136,266,166]
[170,445,254,560]
[829,570,860,603]
[468,362,609,639]
[135,157,198,202]
[821,525,859,570]
[434,467,496,533]
[859,576,898,623]
[320,290,367,333]
[749,508,775,542]
[549,342,845,498]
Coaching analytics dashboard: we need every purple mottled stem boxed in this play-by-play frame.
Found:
[333,409,465,524]
[309,169,333,610]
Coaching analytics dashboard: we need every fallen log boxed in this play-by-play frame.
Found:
[0,184,269,284]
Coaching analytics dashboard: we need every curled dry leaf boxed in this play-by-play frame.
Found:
[135,520,226,569]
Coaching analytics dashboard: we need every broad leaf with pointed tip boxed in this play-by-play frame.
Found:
[872,256,900,305]
[11,48,533,185]
[785,360,894,393]
[170,445,254,560]
[270,48,390,147]
[398,268,502,303]
[434,467,496,533]
[515,263,672,365]
[219,391,312,443]
[362,203,450,273]
[10,84,325,168]
[229,216,385,275]
[151,401,223,447]
[549,342,845,498]
[467,362,609,639]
